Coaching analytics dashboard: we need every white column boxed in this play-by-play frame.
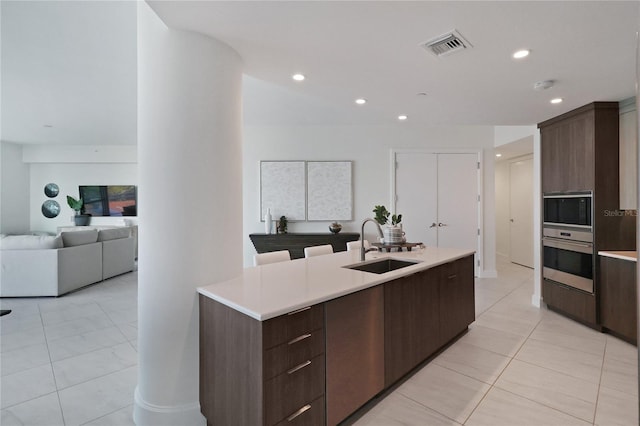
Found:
[135,3,243,425]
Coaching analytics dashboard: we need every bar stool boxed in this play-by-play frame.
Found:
[253,250,291,266]
[304,244,334,258]
[346,240,371,251]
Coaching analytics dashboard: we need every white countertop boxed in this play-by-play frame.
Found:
[198,247,475,321]
[598,251,637,262]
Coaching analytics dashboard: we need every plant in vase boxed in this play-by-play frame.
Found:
[277,215,288,234]
[373,205,404,244]
[67,195,91,226]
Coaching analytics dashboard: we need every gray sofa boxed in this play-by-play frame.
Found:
[0,228,135,297]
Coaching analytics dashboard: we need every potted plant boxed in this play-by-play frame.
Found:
[373,205,404,243]
[67,195,91,226]
[277,215,288,234]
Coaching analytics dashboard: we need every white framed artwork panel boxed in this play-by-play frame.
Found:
[307,161,353,221]
[260,161,306,221]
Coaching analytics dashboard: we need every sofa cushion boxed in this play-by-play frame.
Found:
[61,229,99,247]
[0,234,63,250]
[98,227,131,242]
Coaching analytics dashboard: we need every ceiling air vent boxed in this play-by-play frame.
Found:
[421,30,472,57]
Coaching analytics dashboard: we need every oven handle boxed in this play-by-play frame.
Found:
[542,237,593,254]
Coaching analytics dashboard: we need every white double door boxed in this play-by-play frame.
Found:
[394,151,480,274]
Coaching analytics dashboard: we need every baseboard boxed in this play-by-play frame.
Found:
[133,387,206,426]
[531,293,542,308]
[478,269,498,278]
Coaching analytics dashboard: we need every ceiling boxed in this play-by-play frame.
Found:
[2,1,639,145]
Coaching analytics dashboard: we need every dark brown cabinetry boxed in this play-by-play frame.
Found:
[384,255,475,386]
[539,102,635,327]
[599,256,637,344]
[384,267,440,385]
[325,286,384,425]
[199,300,325,426]
[199,254,475,425]
[540,108,597,193]
[439,256,475,344]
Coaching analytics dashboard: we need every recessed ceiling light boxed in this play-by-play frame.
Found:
[292,73,305,81]
[513,49,530,59]
[496,153,502,157]
[550,98,563,104]
[398,115,408,121]
[355,98,367,105]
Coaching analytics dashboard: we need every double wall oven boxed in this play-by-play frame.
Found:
[542,192,594,293]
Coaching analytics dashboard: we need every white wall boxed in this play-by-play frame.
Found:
[243,124,497,275]
[494,125,538,147]
[23,145,137,233]
[0,141,30,233]
[495,160,510,257]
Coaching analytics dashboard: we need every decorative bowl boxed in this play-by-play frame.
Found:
[329,223,342,234]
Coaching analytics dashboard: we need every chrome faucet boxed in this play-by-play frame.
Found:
[360,218,384,261]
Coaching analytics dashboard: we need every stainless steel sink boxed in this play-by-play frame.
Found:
[344,258,421,274]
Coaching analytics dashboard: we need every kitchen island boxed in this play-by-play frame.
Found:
[198,247,475,426]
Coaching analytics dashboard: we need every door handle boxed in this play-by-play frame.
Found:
[429,222,437,228]
[438,223,448,227]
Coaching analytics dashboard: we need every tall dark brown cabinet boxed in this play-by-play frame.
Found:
[539,102,636,327]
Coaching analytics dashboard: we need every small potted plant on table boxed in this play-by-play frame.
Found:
[67,195,91,226]
[373,205,403,244]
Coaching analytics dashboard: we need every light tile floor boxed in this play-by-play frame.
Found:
[1,258,637,425]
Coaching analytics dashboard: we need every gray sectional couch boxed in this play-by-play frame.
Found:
[0,227,135,297]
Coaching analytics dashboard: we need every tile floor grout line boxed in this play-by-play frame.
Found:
[474,278,536,320]
[395,391,463,425]
[78,404,133,426]
[591,336,609,425]
[53,363,138,393]
[489,386,599,425]
[461,309,542,425]
[37,301,68,426]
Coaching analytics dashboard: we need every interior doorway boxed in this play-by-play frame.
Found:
[509,157,534,268]
[495,137,534,269]
[393,150,481,276]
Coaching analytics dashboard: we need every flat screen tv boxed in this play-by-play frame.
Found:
[79,185,137,217]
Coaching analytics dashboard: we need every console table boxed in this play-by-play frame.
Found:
[249,233,360,259]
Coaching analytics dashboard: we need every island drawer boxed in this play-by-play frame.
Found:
[263,304,324,349]
[264,353,325,425]
[263,327,324,380]
[274,396,325,426]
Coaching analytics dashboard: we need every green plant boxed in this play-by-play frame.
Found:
[66,195,84,214]
[373,205,390,225]
[278,215,288,233]
[373,205,402,226]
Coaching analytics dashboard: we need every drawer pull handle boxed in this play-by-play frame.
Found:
[287,306,311,316]
[287,404,311,422]
[447,274,457,280]
[287,360,311,375]
[288,333,312,345]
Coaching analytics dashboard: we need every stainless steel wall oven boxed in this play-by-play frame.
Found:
[542,192,594,294]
